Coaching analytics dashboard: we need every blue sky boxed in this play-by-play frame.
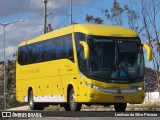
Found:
[0,0,155,68]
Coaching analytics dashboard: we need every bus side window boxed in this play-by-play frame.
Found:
[63,34,74,61]
[18,34,74,65]
[18,47,25,65]
[32,43,37,63]
[37,42,43,62]
[24,48,27,64]
[51,40,56,60]
[26,45,33,64]
[43,40,52,61]
[42,49,47,61]
[25,46,29,64]
[55,38,62,59]
[61,37,66,58]
[75,33,87,75]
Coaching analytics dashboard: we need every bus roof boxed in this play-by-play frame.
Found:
[19,24,138,46]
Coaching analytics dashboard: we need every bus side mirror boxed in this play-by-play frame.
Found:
[143,44,152,61]
[79,41,90,59]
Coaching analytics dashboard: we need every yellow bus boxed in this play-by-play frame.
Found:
[16,24,152,112]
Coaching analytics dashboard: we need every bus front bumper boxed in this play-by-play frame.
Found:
[80,87,145,104]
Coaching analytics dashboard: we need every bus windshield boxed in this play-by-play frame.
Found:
[88,36,144,83]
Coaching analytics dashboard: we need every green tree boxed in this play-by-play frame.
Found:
[0,62,4,110]
[86,0,141,33]
[5,60,20,109]
[124,4,143,33]
[6,60,16,92]
[140,0,160,93]
[0,56,22,110]
[140,0,160,72]
[103,0,125,25]
[86,14,104,24]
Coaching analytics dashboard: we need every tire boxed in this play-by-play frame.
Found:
[28,90,45,110]
[68,88,82,111]
[63,103,71,111]
[114,103,127,112]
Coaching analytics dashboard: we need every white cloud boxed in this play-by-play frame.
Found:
[0,46,16,60]
[0,0,92,17]
[0,0,28,18]
[6,46,17,58]
[0,0,92,60]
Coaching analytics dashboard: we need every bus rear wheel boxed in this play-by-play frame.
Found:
[68,88,82,111]
[114,103,127,112]
[29,90,45,110]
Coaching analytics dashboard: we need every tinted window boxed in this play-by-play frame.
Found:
[18,47,26,64]
[63,35,74,60]
[26,45,32,64]
[118,41,138,53]
[55,38,62,59]
[18,34,74,65]
[74,33,87,75]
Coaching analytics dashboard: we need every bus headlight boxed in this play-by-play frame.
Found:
[85,82,93,88]
[93,85,101,90]
[85,82,101,91]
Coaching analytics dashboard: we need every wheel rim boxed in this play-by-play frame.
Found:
[70,92,76,109]
[29,93,33,108]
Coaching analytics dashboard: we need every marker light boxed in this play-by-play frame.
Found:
[137,87,143,91]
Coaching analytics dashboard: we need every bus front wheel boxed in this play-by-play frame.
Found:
[68,88,82,111]
[29,90,45,110]
[63,103,71,111]
[114,103,127,112]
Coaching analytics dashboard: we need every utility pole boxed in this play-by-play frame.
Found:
[70,0,72,25]
[43,0,49,34]
[0,20,24,110]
